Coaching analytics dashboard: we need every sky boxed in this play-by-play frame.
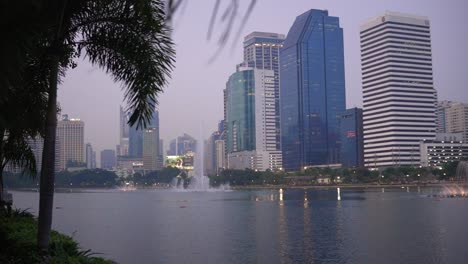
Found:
[57,0,468,164]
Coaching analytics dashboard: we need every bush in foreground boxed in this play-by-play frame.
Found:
[0,208,113,264]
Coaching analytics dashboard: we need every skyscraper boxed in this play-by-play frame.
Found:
[437,101,468,142]
[143,128,161,171]
[339,108,364,168]
[100,149,116,169]
[128,125,143,158]
[280,9,346,171]
[57,115,85,170]
[128,109,159,158]
[360,12,437,168]
[242,32,285,149]
[85,143,96,169]
[119,106,129,156]
[168,133,196,156]
[225,67,282,171]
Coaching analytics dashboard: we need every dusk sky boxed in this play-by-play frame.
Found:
[57,0,468,163]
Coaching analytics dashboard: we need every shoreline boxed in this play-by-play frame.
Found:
[8,182,468,192]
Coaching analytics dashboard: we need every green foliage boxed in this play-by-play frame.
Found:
[0,210,113,263]
[129,167,180,186]
[4,169,119,188]
[211,169,286,186]
[66,161,88,168]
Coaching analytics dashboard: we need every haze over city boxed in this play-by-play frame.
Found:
[4,1,468,263]
[57,0,468,162]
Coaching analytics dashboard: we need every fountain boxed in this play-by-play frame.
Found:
[186,136,210,191]
[172,128,230,192]
[432,161,468,198]
[455,161,468,182]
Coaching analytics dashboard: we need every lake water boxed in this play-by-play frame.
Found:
[10,187,468,264]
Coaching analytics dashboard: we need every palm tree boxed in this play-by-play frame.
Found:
[26,0,174,253]
[0,131,39,202]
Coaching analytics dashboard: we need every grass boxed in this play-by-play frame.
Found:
[0,206,114,264]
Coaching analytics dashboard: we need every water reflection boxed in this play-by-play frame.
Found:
[279,188,284,206]
[11,187,468,264]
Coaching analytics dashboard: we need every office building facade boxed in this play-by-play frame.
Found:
[225,67,282,171]
[101,149,116,169]
[360,11,437,168]
[57,115,84,170]
[340,108,364,168]
[441,102,468,143]
[280,9,346,171]
[242,32,285,150]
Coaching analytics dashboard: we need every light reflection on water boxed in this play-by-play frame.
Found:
[10,187,468,264]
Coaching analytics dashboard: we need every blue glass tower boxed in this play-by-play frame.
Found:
[280,10,346,171]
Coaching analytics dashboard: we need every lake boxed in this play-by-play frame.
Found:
[10,187,468,264]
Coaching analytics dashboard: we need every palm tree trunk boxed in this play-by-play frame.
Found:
[37,55,59,252]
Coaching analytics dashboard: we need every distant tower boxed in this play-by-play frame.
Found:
[360,12,437,168]
[85,143,95,169]
[119,106,129,156]
[143,110,161,171]
[57,115,84,170]
[100,149,116,169]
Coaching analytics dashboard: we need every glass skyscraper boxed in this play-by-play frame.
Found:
[225,67,282,171]
[280,9,346,171]
[226,69,256,153]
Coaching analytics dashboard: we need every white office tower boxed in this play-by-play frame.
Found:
[57,115,85,170]
[360,12,437,168]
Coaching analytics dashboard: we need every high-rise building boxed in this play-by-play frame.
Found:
[214,139,226,174]
[92,151,96,169]
[27,137,44,173]
[242,32,285,150]
[168,133,196,156]
[204,123,226,176]
[119,106,129,156]
[100,149,116,170]
[280,9,346,171]
[339,108,364,168]
[436,101,453,133]
[225,67,282,171]
[143,128,159,171]
[360,11,437,168]
[85,143,96,169]
[438,101,468,143]
[128,125,143,158]
[57,115,84,170]
[128,110,159,158]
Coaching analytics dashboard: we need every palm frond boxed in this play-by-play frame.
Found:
[75,0,175,128]
[2,133,38,177]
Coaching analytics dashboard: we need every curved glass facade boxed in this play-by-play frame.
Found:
[280,10,346,171]
[226,69,256,153]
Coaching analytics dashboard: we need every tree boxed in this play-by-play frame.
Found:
[0,0,50,203]
[21,0,175,253]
